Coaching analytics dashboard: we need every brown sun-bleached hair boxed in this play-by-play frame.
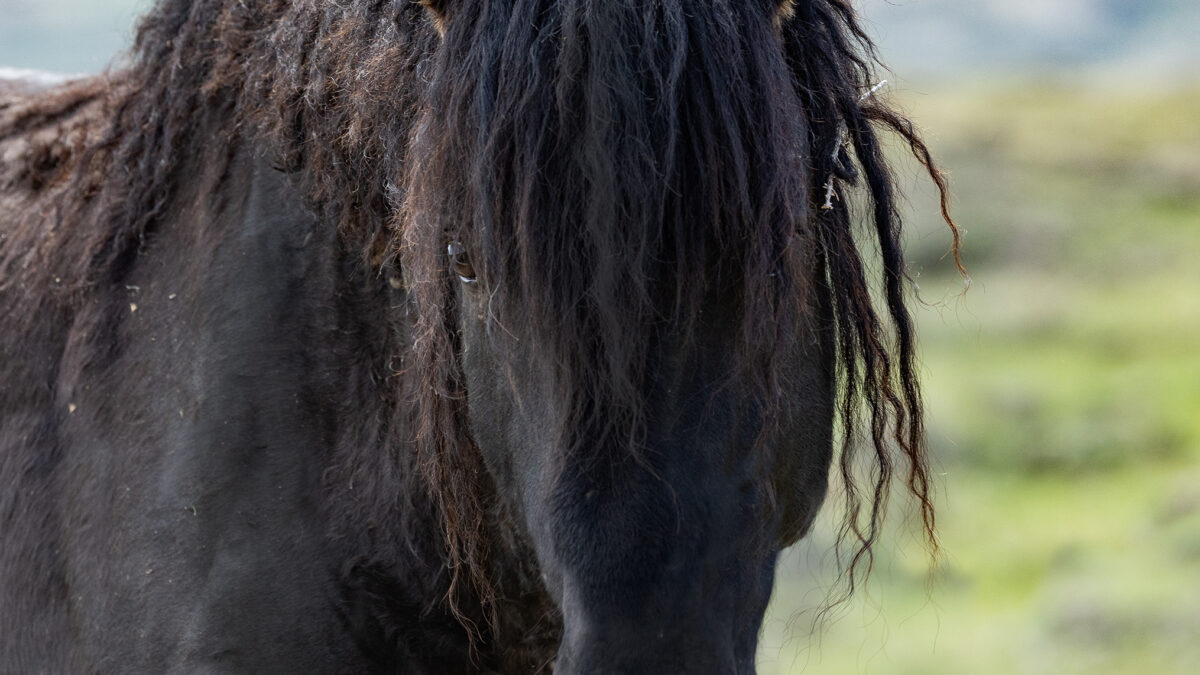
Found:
[1,0,962,642]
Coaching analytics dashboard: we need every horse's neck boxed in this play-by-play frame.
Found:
[35,141,472,666]
[175,146,434,556]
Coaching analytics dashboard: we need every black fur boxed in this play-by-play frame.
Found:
[0,1,959,671]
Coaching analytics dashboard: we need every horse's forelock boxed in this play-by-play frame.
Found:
[399,0,823,629]
[405,0,811,447]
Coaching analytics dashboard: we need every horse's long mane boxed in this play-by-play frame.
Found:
[1,0,961,640]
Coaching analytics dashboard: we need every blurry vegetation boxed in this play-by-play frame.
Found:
[760,84,1200,673]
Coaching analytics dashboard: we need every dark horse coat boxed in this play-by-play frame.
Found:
[0,1,959,672]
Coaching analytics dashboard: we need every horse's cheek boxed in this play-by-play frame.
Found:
[457,297,552,537]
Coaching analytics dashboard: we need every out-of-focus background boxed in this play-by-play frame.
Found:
[3,1,1198,673]
[760,2,1200,674]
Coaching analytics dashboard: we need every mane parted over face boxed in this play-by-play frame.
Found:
[1,0,963,662]
[399,0,964,637]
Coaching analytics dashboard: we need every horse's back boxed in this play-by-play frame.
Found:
[0,73,112,481]
[0,73,110,250]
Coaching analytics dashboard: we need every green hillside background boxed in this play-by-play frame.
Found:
[4,1,1198,673]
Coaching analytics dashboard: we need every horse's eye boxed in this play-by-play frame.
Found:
[447,243,477,285]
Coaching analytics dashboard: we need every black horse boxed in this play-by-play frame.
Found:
[0,1,959,672]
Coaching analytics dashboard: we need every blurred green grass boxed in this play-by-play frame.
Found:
[760,84,1200,673]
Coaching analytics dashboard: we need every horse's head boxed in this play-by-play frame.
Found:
[0,0,951,670]
[400,1,939,671]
